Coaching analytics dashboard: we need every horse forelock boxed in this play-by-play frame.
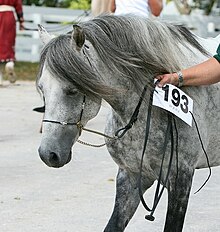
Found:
[37,34,113,100]
[38,15,210,98]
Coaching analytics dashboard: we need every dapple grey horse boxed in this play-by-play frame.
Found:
[37,15,220,231]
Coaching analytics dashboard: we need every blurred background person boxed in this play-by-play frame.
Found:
[112,0,163,17]
[0,0,24,85]
[91,0,115,16]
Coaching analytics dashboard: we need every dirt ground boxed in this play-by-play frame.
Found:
[0,81,220,232]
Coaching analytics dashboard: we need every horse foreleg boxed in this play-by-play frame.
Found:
[164,169,194,232]
[104,168,153,232]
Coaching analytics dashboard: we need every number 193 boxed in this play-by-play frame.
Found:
[162,85,189,113]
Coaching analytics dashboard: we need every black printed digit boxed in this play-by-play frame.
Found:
[180,95,189,113]
[162,85,169,102]
[171,89,180,107]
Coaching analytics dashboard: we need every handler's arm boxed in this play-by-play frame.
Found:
[111,0,116,12]
[158,58,220,87]
[179,57,220,86]
[157,45,220,87]
[148,0,163,16]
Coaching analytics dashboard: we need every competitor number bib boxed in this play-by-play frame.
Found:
[153,83,193,126]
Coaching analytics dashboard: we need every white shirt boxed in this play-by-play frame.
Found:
[114,0,151,17]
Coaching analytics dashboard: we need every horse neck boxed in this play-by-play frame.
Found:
[103,72,139,118]
[105,86,150,126]
[96,64,150,123]
[87,45,151,122]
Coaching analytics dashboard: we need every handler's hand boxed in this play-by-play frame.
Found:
[156,73,178,87]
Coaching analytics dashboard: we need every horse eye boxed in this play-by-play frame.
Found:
[65,89,78,96]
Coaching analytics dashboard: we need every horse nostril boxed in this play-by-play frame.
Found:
[49,152,61,166]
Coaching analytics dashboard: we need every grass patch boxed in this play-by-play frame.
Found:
[14,61,39,81]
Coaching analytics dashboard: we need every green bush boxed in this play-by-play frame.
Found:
[69,0,91,10]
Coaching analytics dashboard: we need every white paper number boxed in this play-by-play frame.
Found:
[153,84,193,126]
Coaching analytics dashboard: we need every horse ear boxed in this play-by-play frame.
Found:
[72,25,85,51]
[38,24,53,45]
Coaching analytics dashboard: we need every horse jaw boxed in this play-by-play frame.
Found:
[38,24,54,45]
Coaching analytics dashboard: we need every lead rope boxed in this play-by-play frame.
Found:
[76,95,115,147]
[77,139,106,147]
[138,105,211,221]
[115,85,148,138]
[190,112,211,194]
[144,114,174,221]
[137,91,154,212]
[77,125,116,147]
[173,117,179,192]
[77,85,148,147]
[137,89,175,220]
[76,95,108,147]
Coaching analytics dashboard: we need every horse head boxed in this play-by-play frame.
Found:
[37,25,102,168]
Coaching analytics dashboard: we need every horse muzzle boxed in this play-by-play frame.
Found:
[38,147,72,168]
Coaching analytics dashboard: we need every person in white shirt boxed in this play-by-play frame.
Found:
[112,0,163,17]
